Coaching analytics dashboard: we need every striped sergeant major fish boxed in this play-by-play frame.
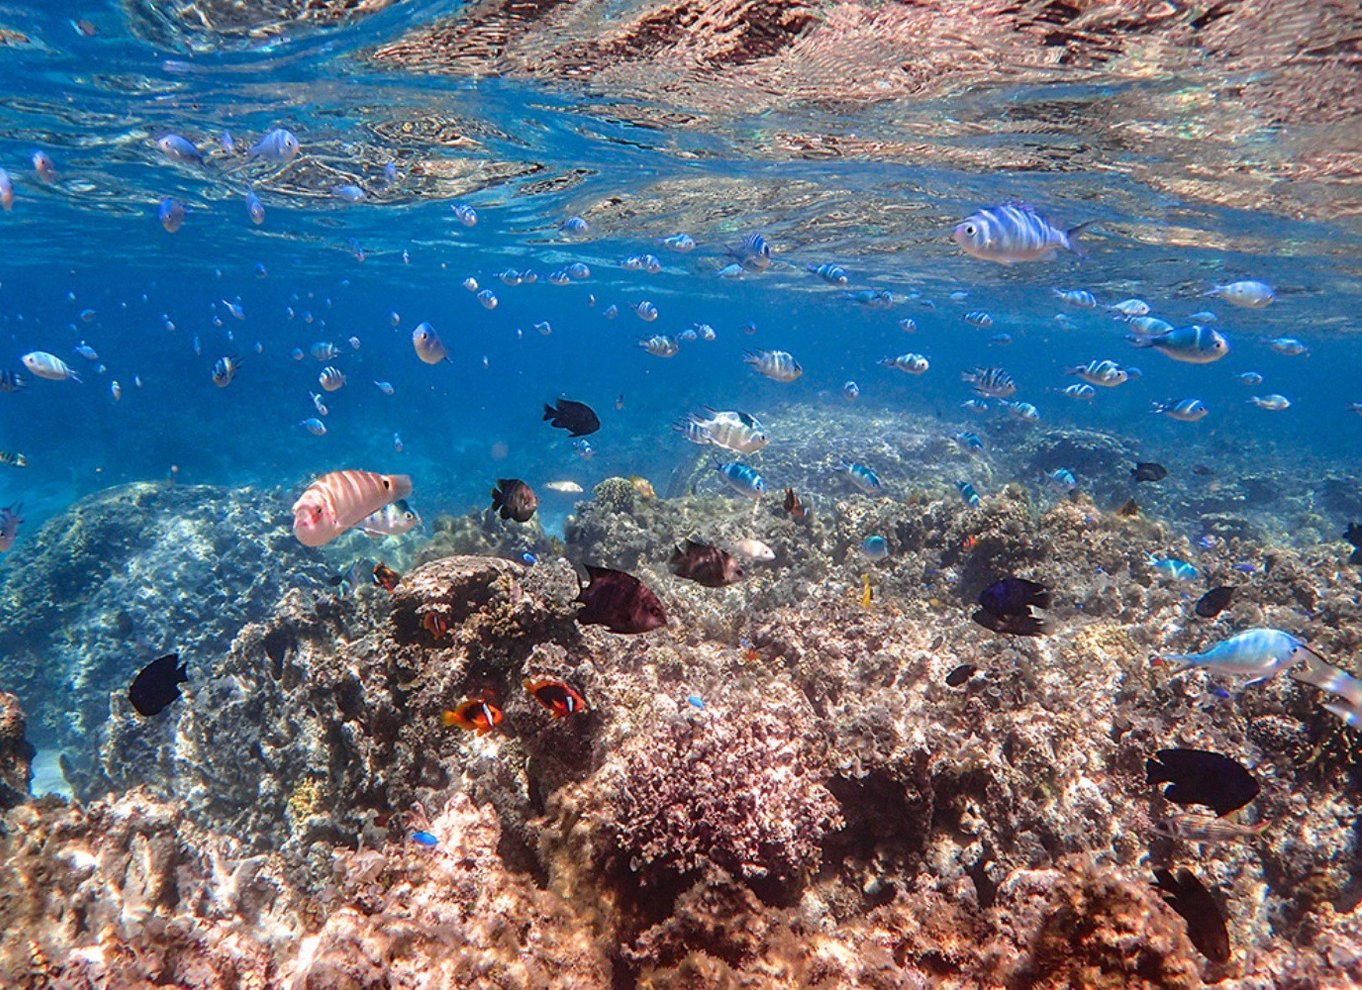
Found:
[952,202,1091,264]
[961,366,1016,399]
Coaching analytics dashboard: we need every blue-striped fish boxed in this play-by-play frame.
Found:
[963,311,993,329]
[840,462,882,494]
[808,263,848,285]
[728,232,772,272]
[716,461,767,498]
[956,481,981,507]
[952,202,1089,264]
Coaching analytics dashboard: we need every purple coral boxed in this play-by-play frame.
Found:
[607,703,842,884]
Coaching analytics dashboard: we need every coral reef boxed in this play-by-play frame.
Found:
[0,691,33,811]
[3,466,1362,984]
[0,788,606,988]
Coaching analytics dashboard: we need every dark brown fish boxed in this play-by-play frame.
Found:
[1194,586,1235,618]
[576,565,668,634]
[1116,498,1139,517]
[128,652,187,716]
[543,398,600,437]
[490,478,538,522]
[1132,462,1168,483]
[668,539,745,588]
[1152,868,1230,964]
[945,663,976,687]
[972,608,1047,637]
[1146,748,1259,816]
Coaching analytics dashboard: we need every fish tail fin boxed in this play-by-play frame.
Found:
[1149,401,1167,414]
[71,371,83,383]
[1125,333,1154,349]
[1065,222,1094,258]
[542,404,555,421]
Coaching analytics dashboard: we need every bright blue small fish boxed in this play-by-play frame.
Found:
[519,550,539,566]
[717,461,766,499]
[956,481,981,507]
[1156,627,1311,684]
[952,202,1089,264]
[861,535,889,561]
[411,831,438,847]
[840,462,881,494]
[1148,555,1200,581]
[686,694,705,711]
[156,134,203,166]
[1047,468,1077,493]
[1126,325,1228,364]
[158,197,185,233]
[249,128,300,162]
[560,215,589,235]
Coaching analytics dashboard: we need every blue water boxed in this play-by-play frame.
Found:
[0,2,1359,537]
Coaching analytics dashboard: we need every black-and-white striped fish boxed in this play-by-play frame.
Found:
[961,367,1016,398]
[0,369,25,392]
[952,202,1089,264]
[743,349,802,382]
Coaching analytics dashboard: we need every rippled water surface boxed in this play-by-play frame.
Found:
[0,0,1358,522]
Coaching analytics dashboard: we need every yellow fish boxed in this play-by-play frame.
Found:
[861,574,873,608]
[628,475,656,499]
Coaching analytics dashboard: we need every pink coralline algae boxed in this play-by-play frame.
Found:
[603,689,842,885]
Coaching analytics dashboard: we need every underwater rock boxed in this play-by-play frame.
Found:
[0,691,33,810]
[125,0,398,52]
[0,787,607,988]
[0,483,336,749]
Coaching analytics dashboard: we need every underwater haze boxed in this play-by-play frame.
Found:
[2,1,1362,987]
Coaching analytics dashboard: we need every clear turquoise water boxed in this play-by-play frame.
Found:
[0,1,1359,537]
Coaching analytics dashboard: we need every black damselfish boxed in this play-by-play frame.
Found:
[972,577,1049,637]
[543,398,600,437]
[128,652,188,716]
[1146,748,1259,817]
[1152,868,1231,964]
[1194,586,1236,619]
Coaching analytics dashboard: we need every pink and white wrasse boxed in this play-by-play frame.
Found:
[291,469,412,547]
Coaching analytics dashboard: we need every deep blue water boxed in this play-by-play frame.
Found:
[0,0,1360,539]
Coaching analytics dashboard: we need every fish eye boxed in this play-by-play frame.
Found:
[965,224,976,236]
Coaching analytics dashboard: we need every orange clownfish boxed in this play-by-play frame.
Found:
[441,698,503,735]
[961,535,978,552]
[523,677,587,719]
[372,562,401,592]
[422,611,450,640]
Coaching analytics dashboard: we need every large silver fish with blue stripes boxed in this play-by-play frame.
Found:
[952,202,1090,264]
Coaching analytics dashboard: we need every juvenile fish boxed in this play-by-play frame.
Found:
[249,128,300,162]
[1151,398,1209,422]
[881,353,929,375]
[360,498,421,537]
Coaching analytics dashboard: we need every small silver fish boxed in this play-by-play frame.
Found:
[249,128,300,162]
